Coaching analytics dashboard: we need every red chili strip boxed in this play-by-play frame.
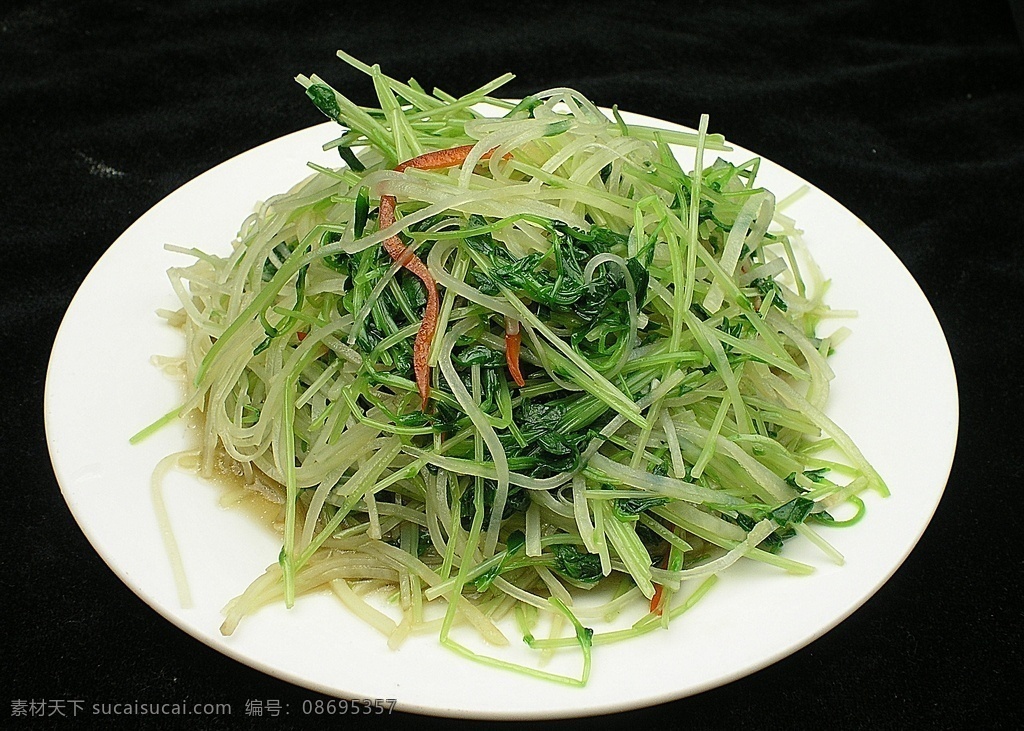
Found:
[380,144,513,408]
[378,194,438,410]
[504,322,525,388]
[394,145,506,173]
[650,549,673,615]
[650,584,665,615]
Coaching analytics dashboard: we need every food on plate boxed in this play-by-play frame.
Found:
[147,51,886,685]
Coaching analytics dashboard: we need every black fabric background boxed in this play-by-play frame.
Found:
[4,1,1022,728]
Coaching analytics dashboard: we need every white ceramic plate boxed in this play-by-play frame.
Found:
[45,112,958,719]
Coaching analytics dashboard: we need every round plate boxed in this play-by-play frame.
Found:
[44,111,958,719]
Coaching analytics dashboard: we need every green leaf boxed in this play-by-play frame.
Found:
[551,544,603,583]
[262,241,295,282]
[306,83,341,121]
[771,497,815,529]
[452,344,506,368]
[473,530,526,592]
[354,186,370,237]
[506,530,526,555]
[626,257,649,307]
[612,495,670,521]
[752,276,788,311]
[338,145,365,172]
[460,483,530,530]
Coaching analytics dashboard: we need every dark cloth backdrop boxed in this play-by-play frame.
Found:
[5,1,1022,729]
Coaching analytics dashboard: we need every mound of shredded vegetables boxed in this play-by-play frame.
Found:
[152,51,887,685]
